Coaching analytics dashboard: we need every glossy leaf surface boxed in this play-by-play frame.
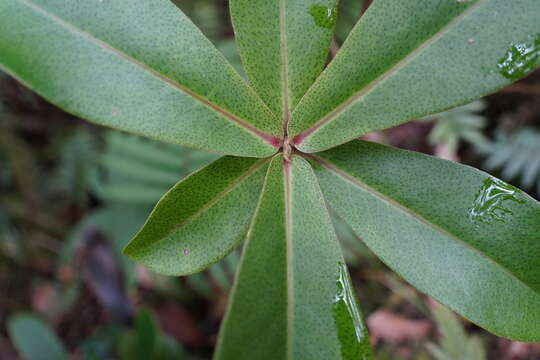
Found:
[215,155,372,360]
[124,156,269,276]
[290,0,540,152]
[230,0,336,117]
[309,140,540,340]
[0,0,280,156]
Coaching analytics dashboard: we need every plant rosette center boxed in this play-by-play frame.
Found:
[282,137,295,162]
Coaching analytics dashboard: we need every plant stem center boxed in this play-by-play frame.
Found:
[283,137,293,162]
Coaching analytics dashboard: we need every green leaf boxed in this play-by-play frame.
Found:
[309,140,540,341]
[7,313,68,360]
[121,310,157,360]
[215,155,372,360]
[0,0,281,157]
[427,304,486,360]
[430,304,469,359]
[123,156,270,276]
[90,131,219,205]
[119,309,185,360]
[230,0,337,117]
[290,0,540,152]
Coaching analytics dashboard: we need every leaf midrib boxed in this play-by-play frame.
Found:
[213,156,274,360]
[294,0,488,144]
[16,0,279,146]
[280,0,291,136]
[309,153,539,296]
[131,157,270,252]
[283,158,294,360]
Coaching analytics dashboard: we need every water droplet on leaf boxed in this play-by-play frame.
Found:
[183,248,190,255]
[468,178,525,224]
[497,34,540,80]
[333,262,370,359]
[309,5,337,29]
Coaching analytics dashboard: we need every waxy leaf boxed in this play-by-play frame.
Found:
[290,0,540,152]
[230,0,337,118]
[0,0,281,157]
[215,155,372,360]
[124,156,270,276]
[309,140,540,341]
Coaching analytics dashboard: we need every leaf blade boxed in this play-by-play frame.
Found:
[291,0,540,152]
[230,0,337,118]
[123,156,269,276]
[7,314,68,360]
[0,0,281,156]
[310,140,540,341]
[215,155,372,359]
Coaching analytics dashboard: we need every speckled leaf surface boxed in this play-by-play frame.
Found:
[123,156,270,276]
[215,155,372,360]
[290,0,540,152]
[309,140,540,341]
[230,0,337,118]
[0,0,281,157]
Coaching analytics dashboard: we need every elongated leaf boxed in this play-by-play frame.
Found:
[0,0,281,156]
[8,314,68,360]
[230,0,337,118]
[290,0,540,152]
[427,304,486,360]
[124,310,157,360]
[119,309,185,360]
[215,155,372,360]
[309,140,540,341]
[123,156,270,275]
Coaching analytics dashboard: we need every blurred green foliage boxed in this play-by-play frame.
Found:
[480,128,540,195]
[8,310,186,360]
[426,304,486,360]
[7,314,68,360]
[420,101,489,156]
[335,0,363,44]
[118,310,185,360]
[1,1,539,359]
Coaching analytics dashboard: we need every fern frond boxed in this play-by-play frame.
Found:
[420,100,490,155]
[90,132,219,204]
[479,128,540,195]
[49,129,101,205]
[426,304,486,360]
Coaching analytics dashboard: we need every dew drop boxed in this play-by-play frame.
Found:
[497,33,540,80]
[183,248,190,255]
[333,262,371,359]
[309,5,337,29]
[468,178,525,224]
[467,38,475,44]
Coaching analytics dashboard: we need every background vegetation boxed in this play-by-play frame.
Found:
[1,0,539,358]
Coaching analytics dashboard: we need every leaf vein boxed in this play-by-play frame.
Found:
[131,157,270,253]
[280,0,291,136]
[284,158,294,360]
[295,0,489,143]
[308,153,539,295]
[15,0,279,146]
